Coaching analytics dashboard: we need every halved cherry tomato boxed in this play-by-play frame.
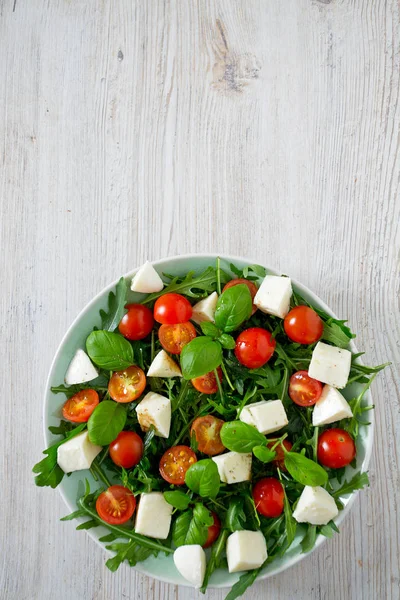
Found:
[191,415,225,456]
[289,370,323,407]
[96,485,136,525]
[154,293,192,324]
[191,368,223,394]
[118,304,154,340]
[109,431,144,468]
[62,389,99,423]
[108,365,146,403]
[235,327,276,369]
[223,278,258,315]
[284,306,323,344]
[317,428,356,468]
[159,445,197,485]
[267,439,293,471]
[252,477,284,518]
[203,512,221,548]
[158,322,196,354]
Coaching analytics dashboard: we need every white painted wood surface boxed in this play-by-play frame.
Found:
[1,0,399,598]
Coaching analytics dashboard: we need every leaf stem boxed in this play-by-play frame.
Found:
[174,379,190,412]
[90,460,112,487]
[220,360,235,391]
[216,257,222,295]
[214,368,224,403]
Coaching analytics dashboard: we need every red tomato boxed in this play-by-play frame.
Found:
[203,512,221,548]
[158,322,196,354]
[267,439,293,471]
[289,371,323,407]
[284,306,323,344]
[235,327,276,369]
[190,415,226,456]
[118,304,154,340]
[109,431,144,468]
[95,485,136,525]
[62,389,99,423]
[317,428,356,468]
[253,477,284,518]
[154,293,192,324]
[108,365,146,403]
[223,278,258,315]
[191,368,223,395]
[159,445,197,485]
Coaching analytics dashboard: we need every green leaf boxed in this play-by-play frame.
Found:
[220,421,266,453]
[50,381,108,399]
[225,497,246,532]
[301,524,317,553]
[180,336,223,379]
[322,321,354,348]
[200,322,220,338]
[284,452,328,486]
[185,459,220,499]
[172,511,192,546]
[332,471,369,498]
[283,488,297,548]
[218,333,236,350]
[48,420,76,436]
[242,264,266,278]
[172,504,213,547]
[143,266,230,303]
[100,277,128,332]
[163,491,191,510]
[86,330,133,370]
[214,284,252,332]
[87,401,126,445]
[252,445,276,463]
[224,560,267,600]
[106,539,156,571]
[319,521,338,539]
[200,528,229,592]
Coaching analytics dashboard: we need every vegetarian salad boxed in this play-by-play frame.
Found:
[34,260,388,599]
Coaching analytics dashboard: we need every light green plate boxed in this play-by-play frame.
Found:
[43,254,373,589]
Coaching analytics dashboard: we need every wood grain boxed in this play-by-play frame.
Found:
[0,0,399,599]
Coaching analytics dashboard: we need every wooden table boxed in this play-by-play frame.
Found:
[1,1,399,599]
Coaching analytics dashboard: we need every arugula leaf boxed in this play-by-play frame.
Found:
[225,497,246,532]
[172,504,213,546]
[200,529,229,592]
[180,337,223,379]
[343,375,377,438]
[143,266,230,303]
[319,520,339,539]
[283,487,297,548]
[100,277,128,332]
[48,420,77,436]
[163,491,191,510]
[301,524,317,553]
[252,445,276,463]
[87,401,126,445]
[220,421,266,453]
[332,471,369,498]
[229,262,267,280]
[224,559,268,600]
[322,320,354,349]
[50,381,108,398]
[284,452,328,486]
[214,284,252,332]
[106,539,155,571]
[185,459,220,498]
[86,330,133,370]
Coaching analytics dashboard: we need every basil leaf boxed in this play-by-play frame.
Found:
[163,491,191,510]
[225,497,246,532]
[214,284,252,332]
[100,277,128,332]
[284,452,328,486]
[180,337,223,379]
[172,511,192,547]
[200,322,220,338]
[218,333,236,350]
[185,459,220,498]
[283,488,296,548]
[87,401,126,445]
[86,330,133,370]
[172,504,213,546]
[220,421,266,453]
[252,445,276,463]
[301,524,317,553]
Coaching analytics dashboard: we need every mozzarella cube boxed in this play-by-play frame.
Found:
[131,261,164,293]
[212,451,252,484]
[147,350,182,378]
[254,275,293,319]
[312,385,353,426]
[191,292,218,324]
[293,485,339,525]
[135,392,171,438]
[57,431,102,473]
[173,545,206,588]
[308,342,351,389]
[135,492,172,539]
[226,530,268,573]
[240,400,288,435]
[64,349,98,385]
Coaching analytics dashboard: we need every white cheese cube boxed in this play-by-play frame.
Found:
[191,292,218,324]
[131,261,164,293]
[226,530,268,573]
[64,349,98,385]
[212,451,252,484]
[135,492,172,539]
[312,385,353,426]
[308,342,351,389]
[135,392,171,438]
[173,545,206,588]
[254,275,293,319]
[293,486,339,525]
[57,431,102,473]
[240,400,288,435]
[147,350,182,378]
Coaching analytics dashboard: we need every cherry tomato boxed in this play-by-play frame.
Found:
[317,428,356,468]
[62,389,99,423]
[108,365,146,403]
[118,304,154,341]
[284,305,323,344]
[158,322,196,354]
[95,485,136,525]
[289,370,323,407]
[154,293,192,324]
[191,368,223,395]
[235,327,276,369]
[252,477,284,518]
[159,445,197,485]
[203,512,221,548]
[190,415,226,456]
[109,431,144,468]
[222,278,258,315]
[267,439,293,471]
